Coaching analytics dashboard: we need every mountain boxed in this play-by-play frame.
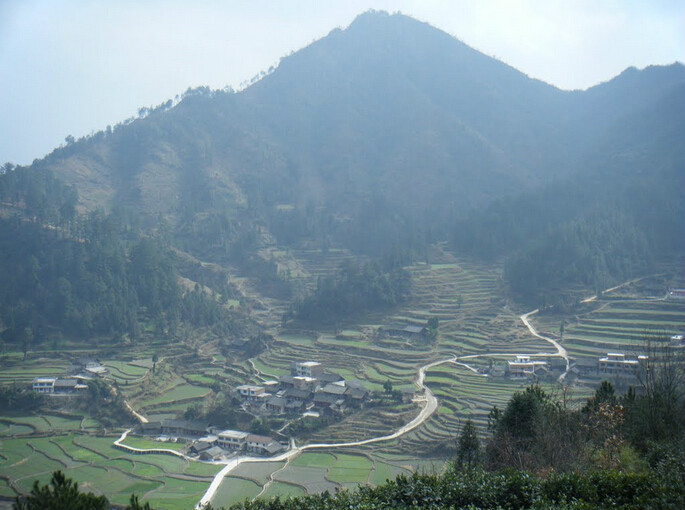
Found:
[4,10,685,310]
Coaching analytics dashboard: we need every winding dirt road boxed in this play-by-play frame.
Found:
[519,309,570,381]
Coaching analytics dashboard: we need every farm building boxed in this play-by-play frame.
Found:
[32,377,57,393]
[379,324,427,341]
[598,353,647,375]
[161,419,209,438]
[292,361,324,378]
[200,446,225,461]
[217,430,248,450]
[507,355,546,378]
[235,384,268,401]
[246,434,285,455]
[32,377,87,394]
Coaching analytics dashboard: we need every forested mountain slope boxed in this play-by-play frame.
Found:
[7,10,685,309]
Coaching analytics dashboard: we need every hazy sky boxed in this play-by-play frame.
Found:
[1,0,683,165]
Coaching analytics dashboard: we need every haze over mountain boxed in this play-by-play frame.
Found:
[3,11,684,316]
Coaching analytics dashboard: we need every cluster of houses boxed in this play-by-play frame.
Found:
[136,419,286,461]
[506,351,654,380]
[235,361,370,416]
[31,358,107,395]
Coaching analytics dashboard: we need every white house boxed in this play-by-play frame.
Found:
[217,430,248,450]
[293,361,323,378]
[508,355,546,378]
[32,377,56,393]
[598,353,646,374]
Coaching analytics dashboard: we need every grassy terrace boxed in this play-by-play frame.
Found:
[212,451,412,508]
[531,287,685,361]
[3,255,668,507]
[0,434,218,509]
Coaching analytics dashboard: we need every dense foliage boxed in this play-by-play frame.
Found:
[12,471,150,510]
[293,256,411,323]
[0,166,238,348]
[453,81,685,305]
[0,384,44,413]
[221,468,682,510]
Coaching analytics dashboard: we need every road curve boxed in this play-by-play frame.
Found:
[520,309,570,381]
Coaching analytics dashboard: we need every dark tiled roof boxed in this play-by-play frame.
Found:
[313,393,339,405]
[247,434,274,444]
[283,388,311,400]
[321,383,347,395]
[54,379,78,388]
[161,419,208,432]
[267,396,287,406]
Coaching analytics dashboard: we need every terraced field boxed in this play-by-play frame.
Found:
[245,257,563,460]
[5,253,674,509]
[531,279,685,362]
[0,434,220,509]
[210,450,411,508]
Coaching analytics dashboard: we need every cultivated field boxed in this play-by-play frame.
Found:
[2,254,681,508]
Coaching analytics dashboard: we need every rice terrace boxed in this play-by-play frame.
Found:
[1,5,684,510]
[2,252,682,509]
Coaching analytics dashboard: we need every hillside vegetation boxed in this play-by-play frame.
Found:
[6,11,681,309]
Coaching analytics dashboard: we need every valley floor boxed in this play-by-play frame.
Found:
[1,253,683,509]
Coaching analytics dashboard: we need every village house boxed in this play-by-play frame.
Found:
[161,419,209,438]
[138,421,162,436]
[32,377,88,395]
[53,378,84,394]
[236,361,371,417]
[216,430,248,450]
[32,377,56,393]
[200,446,225,461]
[666,288,685,301]
[292,361,324,378]
[379,324,427,341]
[266,396,287,414]
[189,441,213,456]
[245,434,285,455]
[235,384,270,402]
[68,357,108,377]
[598,353,647,375]
[507,355,546,378]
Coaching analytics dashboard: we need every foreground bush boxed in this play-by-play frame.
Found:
[224,467,683,510]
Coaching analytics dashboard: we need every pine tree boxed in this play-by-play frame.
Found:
[455,419,481,468]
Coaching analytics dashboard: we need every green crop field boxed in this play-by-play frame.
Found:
[0,433,233,510]
[212,477,262,508]
[326,453,373,484]
[138,384,210,408]
[3,256,674,508]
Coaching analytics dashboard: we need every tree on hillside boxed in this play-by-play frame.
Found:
[624,334,685,449]
[13,471,108,510]
[486,385,583,471]
[455,419,481,468]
